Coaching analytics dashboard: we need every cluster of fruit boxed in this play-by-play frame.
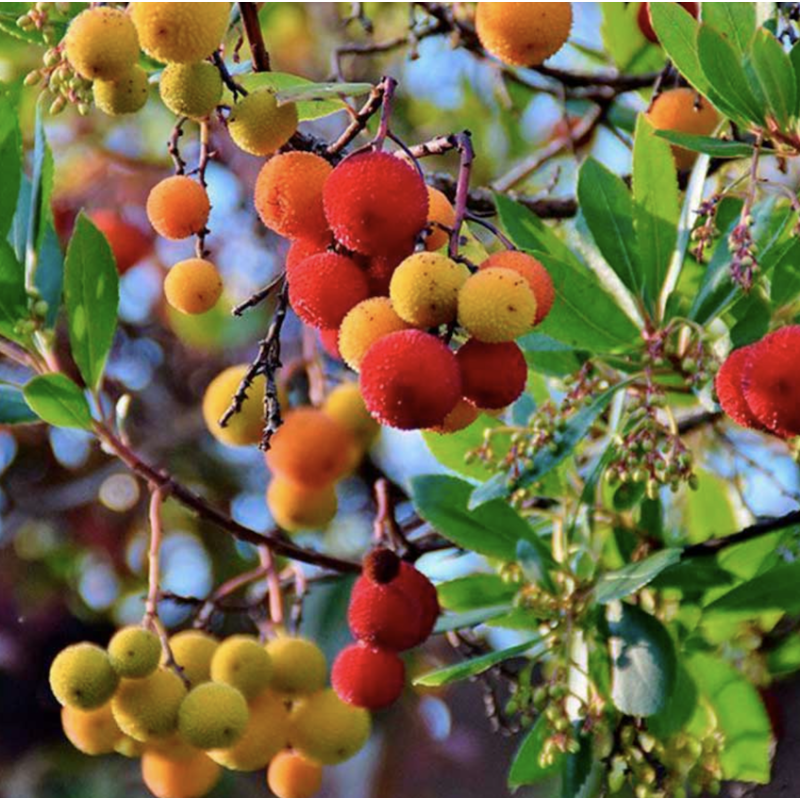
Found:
[50,627,371,798]
[331,548,439,710]
[253,147,555,433]
[715,326,800,440]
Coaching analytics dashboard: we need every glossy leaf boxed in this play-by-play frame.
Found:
[23,373,92,430]
[701,3,756,56]
[0,384,39,424]
[436,574,518,612]
[704,561,800,617]
[654,131,755,159]
[508,715,562,788]
[593,548,682,604]
[649,3,711,97]
[0,240,27,344]
[747,29,796,131]
[0,91,21,239]
[433,606,513,635]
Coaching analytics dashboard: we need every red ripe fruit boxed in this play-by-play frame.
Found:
[332,643,405,710]
[323,151,429,257]
[715,345,762,430]
[395,561,440,641]
[637,2,699,44]
[365,248,413,297]
[456,339,527,410]
[359,330,461,430]
[318,328,342,360]
[285,238,330,278]
[741,326,800,439]
[289,252,370,329]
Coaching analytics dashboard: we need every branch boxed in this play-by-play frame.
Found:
[684,508,800,557]
[448,131,475,259]
[238,2,270,72]
[326,77,389,157]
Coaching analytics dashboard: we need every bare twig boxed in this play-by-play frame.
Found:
[326,78,389,156]
[238,2,270,72]
[212,50,247,99]
[167,117,187,175]
[143,486,166,626]
[232,273,284,316]
[260,545,284,627]
[194,562,269,629]
[449,131,475,259]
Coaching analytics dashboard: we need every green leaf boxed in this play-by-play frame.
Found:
[593,548,682,604]
[423,414,508,482]
[508,715,562,788]
[633,116,680,312]
[516,539,556,594]
[704,561,800,616]
[411,474,556,564]
[562,727,595,798]
[767,634,800,677]
[23,373,92,430]
[649,3,711,97]
[577,158,641,296]
[791,42,800,117]
[685,652,771,782]
[747,29,796,131]
[701,3,756,56]
[64,213,119,390]
[0,240,27,344]
[650,557,733,593]
[0,91,21,240]
[654,130,755,158]
[0,384,39,424]
[436,574,518,612]
[647,663,699,738]
[608,603,676,717]
[433,606,513,635]
[414,636,545,687]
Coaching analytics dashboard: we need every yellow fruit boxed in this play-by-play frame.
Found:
[475,2,572,66]
[645,88,721,171]
[210,635,272,700]
[167,631,218,687]
[228,89,298,156]
[49,643,119,710]
[338,297,410,372]
[322,382,379,452]
[268,750,323,799]
[208,688,289,770]
[147,175,211,240]
[425,187,456,251]
[202,365,266,447]
[141,746,222,798]
[267,477,338,533]
[164,258,223,315]
[93,65,149,116]
[130,2,231,64]
[458,267,537,343]
[116,735,145,758]
[289,689,371,765]
[178,682,249,750]
[108,626,161,679]
[390,252,470,327]
[160,61,223,119]
[111,668,187,742]
[64,7,139,81]
[265,637,327,697]
[61,703,122,755]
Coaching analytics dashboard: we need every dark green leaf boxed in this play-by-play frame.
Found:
[0,240,27,344]
[791,42,800,117]
[516,538,556,594]
[508,716,562,788]
[518,332,584,376]
[64,213,119,390]
[650,557,733,593]
[654,130,754,158]
[647,663,699,738]
[23,373,92,430]
[433,606,513,635]
[577,158,641,295]
[704,561,800,616]
[436,574,518,612]
[747,29,796,131]
[0,92,21,239]
[0,384,39,424]
[767,634,800,677]
[608,603,676,717]
[594,548,682,604]
[701,3,756,56]
[770,237,800,305]
[649,3,711,97]
[562,727,595,798]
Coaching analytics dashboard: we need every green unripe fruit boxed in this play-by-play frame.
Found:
[108,626,161,678]
[178,682,249,750]
[111,668,187,742]
[168,630,218,687]
[210,635,272,700]
[93,66,149,116]
[160,61,223,119]
[228,89,298,156]
[49,643,119,710]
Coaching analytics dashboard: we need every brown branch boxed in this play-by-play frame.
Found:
[143,486,165,626]
[449,131,475,259]
[194,562,269,628]
[167,117,187,175]
[238,2,270,72]
[232,273,284,316]
[326,77,389,157]
[212,50,247,99]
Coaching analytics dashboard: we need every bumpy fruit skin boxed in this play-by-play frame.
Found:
[228,90,298,156]
[265,637,328,697]
[93,66,149,116]
[458,267,537,343]
[741,326,800,438]
[208,688,289,770]
[164,258,223,315]
[715,345,762,430]
[338,297,410,373]
[267,751,323,799]
[638,2,699,44]
[365,248,411,296]
[160,62,223,119]
[202,366,266,447]
[108,626,161,679]
[481,251,555,325]
[267,477,338,532]
[178,682,249,750]
[475,2,572,66]
[65,7,139,81]
[425,187,456,251]
[89,211,151,274]
[332,643,405,710]
[286,238,330,276]
[348,575,424,651]
[429,398,480,434]
[359,330,462,430]
[456,339,527,410]
[289,688,371,765]
[319,328,342,360]
[147,176,210,240]
[210,635,273,700]
[645,88,720,171]
[167,631,218,687]
[141,746,222,799]
[323,151,429,256]
[322,382,380,451]
[50,643,119,710]
[395,560,440,640]
[61,703,122,755]
[389,252,470,327]
[130,2,231,64]
[255,152,333,243]
[112,668,187,742]
[266,408,355,487]
[288,253,369,329]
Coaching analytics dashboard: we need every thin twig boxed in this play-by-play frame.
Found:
[143,486,166,626]
[259,545,284,627]
[194,562,269,629]
[326,78,389,156]
[212,50,247,99]
[167,117,187,175]
[238,2,271,72]
[449,131,475,259]
[232,273,284,316]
